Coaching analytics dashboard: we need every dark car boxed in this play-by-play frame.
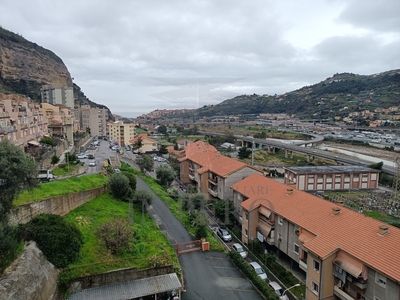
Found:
[217,228,232,242]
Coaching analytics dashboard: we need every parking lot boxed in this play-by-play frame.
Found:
[180,251,264,300]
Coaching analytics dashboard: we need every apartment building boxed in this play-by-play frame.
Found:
[41,103,74,144]
[179,141,262,200]
[41,85,74,108]
[232,174,400,300]
[74,105,108,137]
[129,134,158,154]
[284,166,380,191]
[0,98,48,148]
[107,121,135,146]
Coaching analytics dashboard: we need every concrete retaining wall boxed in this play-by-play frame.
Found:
[9,185,109,225]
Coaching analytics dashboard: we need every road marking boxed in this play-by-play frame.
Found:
[205,256,229,260]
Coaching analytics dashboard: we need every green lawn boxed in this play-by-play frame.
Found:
[60,193,178,283]
[53,162,83,176]
[13,174,109,206]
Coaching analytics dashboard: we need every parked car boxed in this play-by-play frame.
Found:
[87,154,95,159]
[249,261,268,281]
[232,243,248,259]
[89,161,97,167]
[268,281,287,300]
[217,228,232,242]
[114,168,121,173]
[77,153,88,159]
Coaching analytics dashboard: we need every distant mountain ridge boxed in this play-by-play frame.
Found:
[0,26,113,119]
[144,69,400,119]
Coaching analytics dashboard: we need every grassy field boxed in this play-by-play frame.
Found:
[13,174,109,206]
[60,193,178,284]
[53,162,83,176]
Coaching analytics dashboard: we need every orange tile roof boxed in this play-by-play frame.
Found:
[233,173,400,282]
[179,141,248,177]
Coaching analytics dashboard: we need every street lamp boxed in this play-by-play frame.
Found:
[283,283,300,297]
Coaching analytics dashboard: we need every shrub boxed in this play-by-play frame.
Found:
[96,218,134,255]
[195,224,208,240]
[108,173,131,200]
[121,171,137,193]
[24,214,83,268]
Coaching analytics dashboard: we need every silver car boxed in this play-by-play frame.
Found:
[250,261,268,281]
[232,243,248,259]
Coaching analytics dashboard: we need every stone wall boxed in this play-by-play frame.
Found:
[69,265,174,293]
[9,185,109,225]
[0,241,60,300]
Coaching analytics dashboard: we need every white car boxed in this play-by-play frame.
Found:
[232,243,248,259]
[77,153,88,159]
[249,261,268,281]
[268,281,288,300]
[89,161,97,167]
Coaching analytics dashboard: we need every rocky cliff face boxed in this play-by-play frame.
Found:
[0,27,113,119]
[0,27,72,101]
[0,241,59,300]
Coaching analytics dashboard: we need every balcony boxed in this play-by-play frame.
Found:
[346,275,368,290]
[189,164,194,171]
[208,178,218,185]
[188,173,195,180]
[333,285,356,300]
[266,237,275,245]
[208,188,218,197]
[299,259,307,271]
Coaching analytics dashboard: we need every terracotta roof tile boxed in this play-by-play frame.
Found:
[233,174,400,282]
[179,141,248,177]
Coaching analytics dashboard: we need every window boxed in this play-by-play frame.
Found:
[294,243,299,254]
[278,216,283,225]
[245,229,248,237]
[375,273,386,288]
[313,260,320,272]
[245,213,248,221]
[312,281,319,294]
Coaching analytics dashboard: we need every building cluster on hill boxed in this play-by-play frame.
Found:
[177,140,399,300]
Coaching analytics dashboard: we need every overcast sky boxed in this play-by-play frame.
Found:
[1,0,399,117]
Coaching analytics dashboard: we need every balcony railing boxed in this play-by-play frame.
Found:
[188,173,195,180]
[208,178,218,185]
[299,259,307,271]
[333,285,356,300]
[208,188,218,197]
[266,237,275,245]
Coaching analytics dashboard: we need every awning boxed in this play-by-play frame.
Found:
[333,251,367,280]
[10,118,15,122]
[257,223,272,237]
[69,273,182,300]
[259,206,271,218]
[298,230,315,244]
[28,140,40,146]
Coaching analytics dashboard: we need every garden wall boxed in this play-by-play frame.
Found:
[9,185,109,226]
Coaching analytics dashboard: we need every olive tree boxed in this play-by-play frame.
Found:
[108,173,131,200]
[136,154,154,173]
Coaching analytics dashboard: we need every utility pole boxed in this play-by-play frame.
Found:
[251,138,255,166]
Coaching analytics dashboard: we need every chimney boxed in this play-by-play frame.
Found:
[378,225,389,236]
[337,200,344,206]
[332,207,341,215]
[286,188,294,196]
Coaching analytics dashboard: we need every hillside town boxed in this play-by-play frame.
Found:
[1,81,400,300]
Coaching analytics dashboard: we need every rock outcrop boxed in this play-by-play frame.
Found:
[0,27,72,101]
[0,241,59,300]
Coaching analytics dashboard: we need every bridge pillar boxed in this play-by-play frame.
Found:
[285,150,293,159]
